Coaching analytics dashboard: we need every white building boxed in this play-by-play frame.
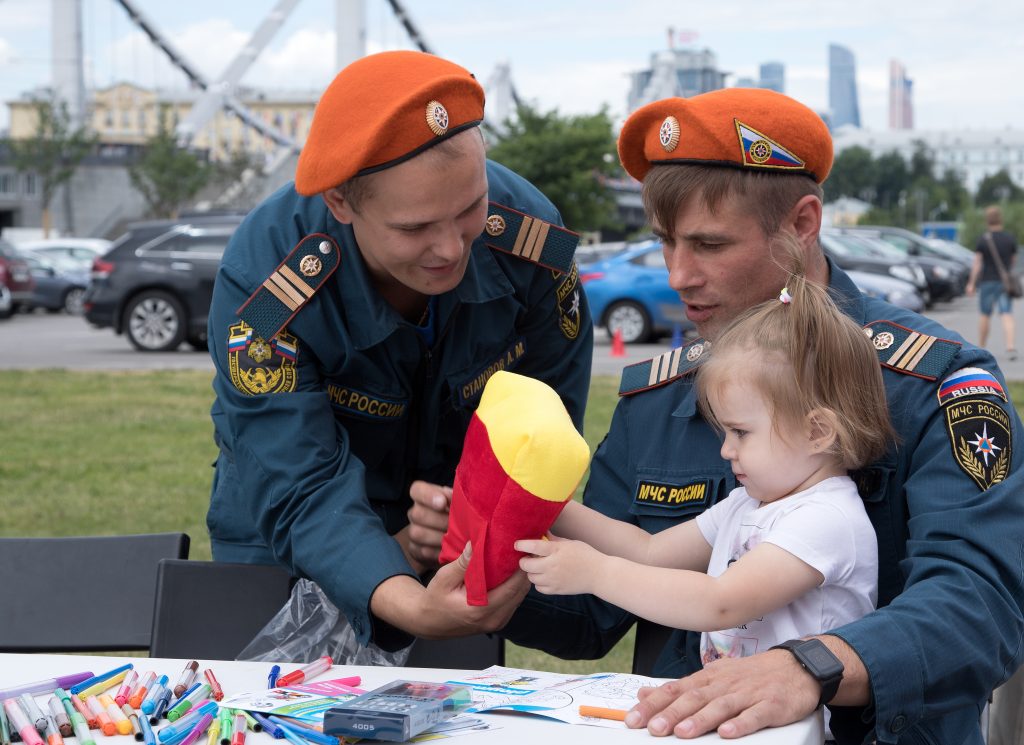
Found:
[833,126,1024,192]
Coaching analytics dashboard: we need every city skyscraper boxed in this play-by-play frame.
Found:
[889,59,914,130]
[828,43,861,129]
[759,62,785,93]
[627,47,727,113]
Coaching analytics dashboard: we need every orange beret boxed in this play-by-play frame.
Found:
[618,88,833,184]
[294,51,485,196]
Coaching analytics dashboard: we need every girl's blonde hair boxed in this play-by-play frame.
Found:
[696,235,894,470]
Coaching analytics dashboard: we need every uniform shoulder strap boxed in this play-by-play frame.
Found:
[236,233,341,341]
[483,201,580,274]
[864,320,961,380]
[619,339,710,396]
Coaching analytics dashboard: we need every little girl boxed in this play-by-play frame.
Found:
[517,265,894,667]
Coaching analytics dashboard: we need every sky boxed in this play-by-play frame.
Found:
[0,0,1022,133]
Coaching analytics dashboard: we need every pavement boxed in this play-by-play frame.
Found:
[5,294,1024,381]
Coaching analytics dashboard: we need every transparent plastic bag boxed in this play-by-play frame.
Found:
[236,578,411,666]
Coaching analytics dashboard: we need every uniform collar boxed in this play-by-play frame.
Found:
[334,223,515,351]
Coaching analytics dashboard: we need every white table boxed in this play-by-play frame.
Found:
[0,655,822,745]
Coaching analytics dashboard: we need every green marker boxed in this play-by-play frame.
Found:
[218,707,233,745]
[0,699,12,745]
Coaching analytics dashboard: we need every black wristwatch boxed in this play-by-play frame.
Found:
[771,638,844,708]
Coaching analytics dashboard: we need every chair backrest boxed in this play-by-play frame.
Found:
[149,559,295,660]
[0,533,190,652]
[632,619,673,677]
[405,634,505,670]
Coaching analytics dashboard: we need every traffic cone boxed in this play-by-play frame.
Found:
[611,327,626,357]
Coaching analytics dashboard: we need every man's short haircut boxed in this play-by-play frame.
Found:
[985,205,1004,228]
[643,164,823,239]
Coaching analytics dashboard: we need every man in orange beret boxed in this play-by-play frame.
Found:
[486,88,1023,743]
[205,50,592,653]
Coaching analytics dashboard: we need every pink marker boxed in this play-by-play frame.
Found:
[115,670,139,707]
[276,656,332,687]
[4,698,45,745]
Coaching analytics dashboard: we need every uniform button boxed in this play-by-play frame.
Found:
[890,715,907,732]
[319,240,331,254]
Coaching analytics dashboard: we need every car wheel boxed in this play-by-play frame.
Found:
[63,287,86,315]
[605,300,652,344]
[0,285,11,319]
[124,290,187,352]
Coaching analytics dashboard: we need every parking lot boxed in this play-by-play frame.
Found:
[5,295,1024,380]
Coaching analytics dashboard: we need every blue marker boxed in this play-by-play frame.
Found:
[142,678,170,715]
[70,665,134,696]
[267,666,280,689]
[150,687,174,724]
[157,702,218,744]
[268,718,339,745]
[276,726,309,745]
[167,684,201,713]
[140,715,156,745]
[249,714,282,740]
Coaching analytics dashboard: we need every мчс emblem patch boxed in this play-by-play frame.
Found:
[944,396,1012,490]
[228,321,298,395]
[556,263,582,340]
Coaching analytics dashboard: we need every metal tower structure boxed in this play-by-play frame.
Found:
[52,0,87,127]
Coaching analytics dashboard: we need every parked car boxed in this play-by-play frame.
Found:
[0,238,35,318]
[834,227,967,302]
[820,229,931,306]
[851,225,973,270]
[18,238,112,272]
[925,236,977,266]
[20,252,90,314]
[846,269,925,312]
[578,240,694,343]
[83,214,245,351]
[0,281,11,320]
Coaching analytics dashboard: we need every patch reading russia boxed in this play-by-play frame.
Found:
[556,263,582,340]
[633,479,711,512]
[944,397,1012,490]
[228,321,298,395]
[937,367,1007,406]
[325,384,407,421]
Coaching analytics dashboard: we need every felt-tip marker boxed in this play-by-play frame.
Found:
[4,699,43,745]
[275,657,332,688]
[266,666,280,690]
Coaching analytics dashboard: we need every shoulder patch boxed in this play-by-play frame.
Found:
[864,320,961,380]
[483,202,580,274]
[237,233,341,342]
[556,263,583,340]
[228,321,298,395]
[943,392,1012,490]
[619,339,709,396]
[937,367,1007,406]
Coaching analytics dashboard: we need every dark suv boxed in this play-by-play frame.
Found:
[83,214,244,351]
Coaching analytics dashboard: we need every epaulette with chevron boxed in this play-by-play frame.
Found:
[237,233,341,342]
[482,202,580,274]
[864,320,961,380]
[619,338,710,396]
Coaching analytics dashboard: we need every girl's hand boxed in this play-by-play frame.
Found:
[515,535,601,595]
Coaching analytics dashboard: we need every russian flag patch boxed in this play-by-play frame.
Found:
[937,367,1007,405]
[735,121,806,171]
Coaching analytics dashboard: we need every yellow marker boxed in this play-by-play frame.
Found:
[98,696,132,736]
[77,671,129,701]
[206,720,221,745]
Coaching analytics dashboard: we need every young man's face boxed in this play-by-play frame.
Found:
[326,129,489,300]
[655,191,791,341]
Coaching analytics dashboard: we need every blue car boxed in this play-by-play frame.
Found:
[579,241,694,343]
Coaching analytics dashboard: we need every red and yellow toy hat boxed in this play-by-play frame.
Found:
[294,50,485,196]
[618,88,833,184]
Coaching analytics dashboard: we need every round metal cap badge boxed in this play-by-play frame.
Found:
[300,255,323,277]
[426,100,449,136]
[659,116,680,152]
[485,214,506,237]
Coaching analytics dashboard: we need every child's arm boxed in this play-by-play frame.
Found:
[518,538,822,632]
[550,500,712,570]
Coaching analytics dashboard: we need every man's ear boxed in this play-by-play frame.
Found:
[322,187,356,225]
[786,194,823,252]
[805,408,838,454]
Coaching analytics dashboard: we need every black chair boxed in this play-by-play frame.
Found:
[406,634,504,670]
[149,559,295,660]
[0,533,190,652]
[632,618,673,676]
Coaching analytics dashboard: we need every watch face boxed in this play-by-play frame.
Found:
[797,640,844,679]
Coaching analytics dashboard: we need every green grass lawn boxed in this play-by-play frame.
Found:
[8,371,1020,674]
[0,370,631,673]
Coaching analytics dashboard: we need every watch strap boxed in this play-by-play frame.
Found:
[771,639,843,709]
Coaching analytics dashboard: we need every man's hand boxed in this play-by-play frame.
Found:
[516,535,601,596]
[405,480,452,568]
[415,543,531,638]
[624,649,819,739]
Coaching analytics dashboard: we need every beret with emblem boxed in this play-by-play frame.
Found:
[618,88,833,184]
[294,50,485,196]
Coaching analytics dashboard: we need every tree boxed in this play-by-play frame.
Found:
[824,146,876,203]
[486,105,620,233]
[7,90,97,237]
[975,169,1023,207]
[873,151,910,211]
[130,108,212,218]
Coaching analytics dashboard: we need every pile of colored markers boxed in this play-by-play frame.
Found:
[0,658,346,745]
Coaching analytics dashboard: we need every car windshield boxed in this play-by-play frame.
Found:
[0,239,21,259]
[840,232,908,260]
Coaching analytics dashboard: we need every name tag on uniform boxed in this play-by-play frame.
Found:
[454,337,527,407]
[325,383,408,420]
[633,478,712,512]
